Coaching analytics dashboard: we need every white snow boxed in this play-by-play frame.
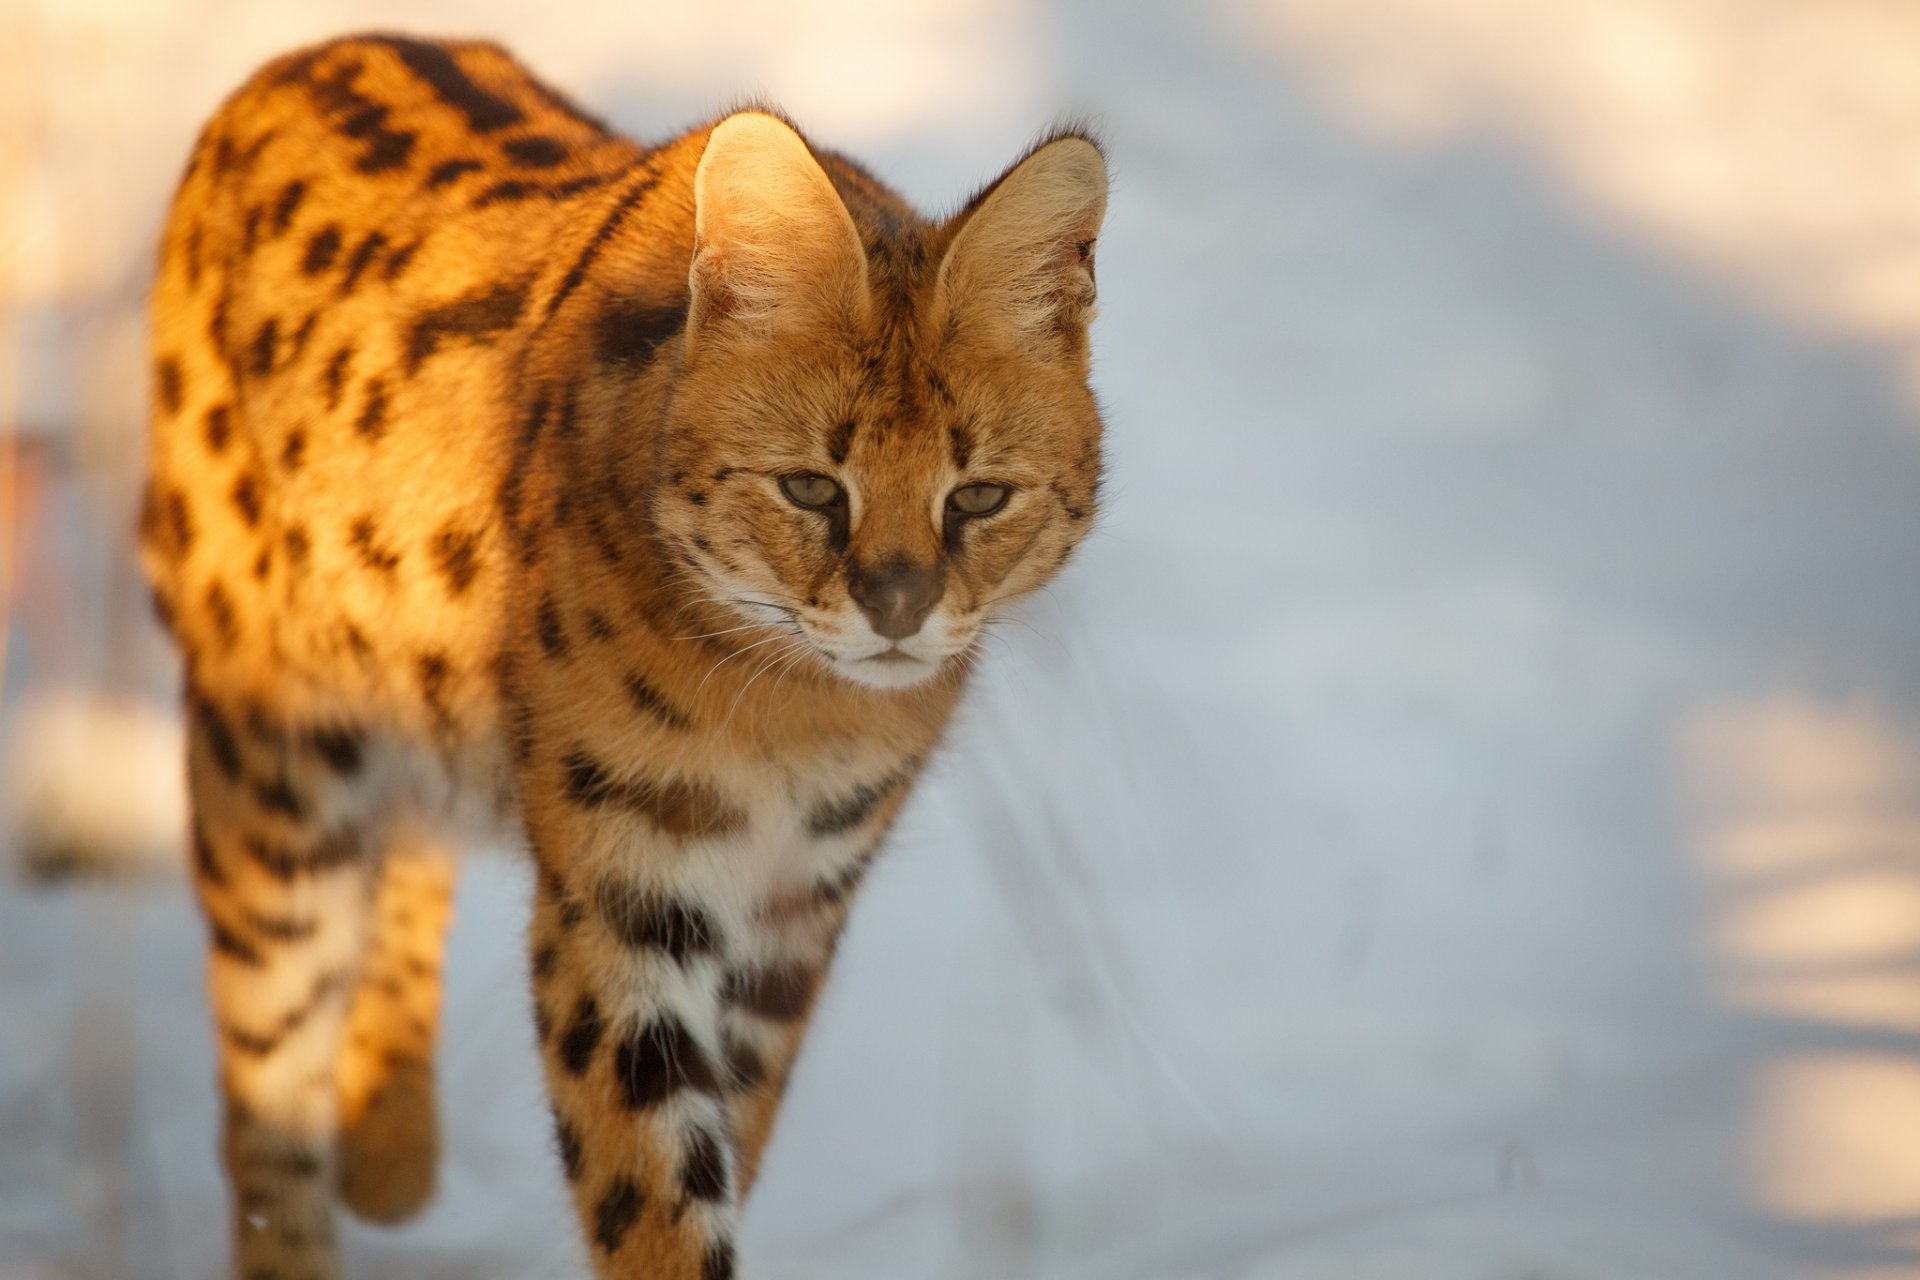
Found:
[7,1,1920,1277]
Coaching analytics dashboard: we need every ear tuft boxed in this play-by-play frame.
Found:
[687,111,868,349]
[936,135,1109,354]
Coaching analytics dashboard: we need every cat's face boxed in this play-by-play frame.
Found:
[652,114,1108,691]
[659,320,1101,690]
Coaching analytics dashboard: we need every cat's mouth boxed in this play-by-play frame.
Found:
[824,640,950,689]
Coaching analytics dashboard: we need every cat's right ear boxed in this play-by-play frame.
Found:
[687,112,869,355]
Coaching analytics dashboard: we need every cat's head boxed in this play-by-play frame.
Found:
[656,111,1108,690]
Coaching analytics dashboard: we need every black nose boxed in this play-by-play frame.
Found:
[848,559,942,640]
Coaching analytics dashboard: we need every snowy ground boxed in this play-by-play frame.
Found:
[8,2,1920,1277]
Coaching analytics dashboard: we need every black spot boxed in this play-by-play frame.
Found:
[303,224,342,274]
[288,312,317,360]
[341,231,388,293]
[244,910,317,942]
[807,772,909,836]
[703,1242,736,1280]
[828,418,856,465]
[243,702,285,747]
[558,994,603,1076]
[323,346,353,409]
[205,581,238,646]
[587,611,617,641]
[155,356,183,415]
[679,1124,728,1202]
[231,471,262,527]
[551,174,608,198]
[192,824,225,886]
[593,885,721,961]
[149,587,176,631]
[536,596,568,657]
[270,178,307,233]
[552,1111,583,1182]
[623,673,690,730]
[433,526,481,595]
[281,429,306,471]
[614,1014,720,1110]
[725,964,813,1021]
[221,969,348,1056]
[687,491,706,505]
[252,547,272,581]
[504,134,568,167]
[379,37,525,132]
[471,180,532,208]
[305,725,363,773]
[209,919,263,967]
[242,827,361,881]
[591,1175,642,1254]
[426,157,483,189]
[949,422,974,469]
[204,404,232,453]
[560,751,747,840]
[530,942,557,981]
[816,847,878,907]
[355,378,388,440]
[242,204,262,253]
[417,651,452,721]
[592,299,685,369]
[406,280,528,373]
[721,1033,765,1092]
[250,318,278,376]
[184,221,203,285]
[349,516,401,574]
[254,776,304,820]
[164,488,195,555]
[283,525,310,568]
[382,240,420,281]
[341,105,415,173]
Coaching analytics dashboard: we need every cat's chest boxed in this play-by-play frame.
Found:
[719,748,919,904]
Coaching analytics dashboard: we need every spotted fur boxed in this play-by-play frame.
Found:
[143,33,1108,1280]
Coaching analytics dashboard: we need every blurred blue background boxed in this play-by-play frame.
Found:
[6,1,1920,1276]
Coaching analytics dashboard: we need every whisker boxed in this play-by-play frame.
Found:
[692,629,801,698]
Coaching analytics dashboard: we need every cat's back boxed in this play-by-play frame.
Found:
[141,35,663,722]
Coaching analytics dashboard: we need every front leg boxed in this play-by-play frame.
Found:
[525,752,750,1280]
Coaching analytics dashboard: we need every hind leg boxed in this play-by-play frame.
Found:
[187,694,380,1280]
[335,828,456,1223]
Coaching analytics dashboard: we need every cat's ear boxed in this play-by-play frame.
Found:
[687,112,868,352]
[935,133,1108,355]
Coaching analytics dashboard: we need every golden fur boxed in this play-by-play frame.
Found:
[142,33,1107,1279]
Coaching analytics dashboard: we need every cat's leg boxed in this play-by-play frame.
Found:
[187,693,379,1280]
[525,791,750,1280]
[335,826,457,1223]
[716,876,858,1195]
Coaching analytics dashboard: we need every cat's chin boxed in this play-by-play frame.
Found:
[829,650,947,691]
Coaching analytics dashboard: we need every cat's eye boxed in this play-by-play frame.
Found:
[947,483,1011,516]
[780,472,844,510]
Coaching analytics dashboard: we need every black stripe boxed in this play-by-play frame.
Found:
[379,38,524,132]
[544,169,659,321]
[807,772,909,837]
[614,1014,719,1110]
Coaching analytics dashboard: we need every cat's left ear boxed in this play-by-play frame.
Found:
[688,111,869,353]
[935,133,1108,356]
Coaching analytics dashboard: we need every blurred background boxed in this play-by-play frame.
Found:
[6,1,1920,1276]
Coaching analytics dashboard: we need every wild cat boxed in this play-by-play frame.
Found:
[141,33,1107,1279]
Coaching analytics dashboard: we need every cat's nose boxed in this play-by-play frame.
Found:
[848,558,942,640]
